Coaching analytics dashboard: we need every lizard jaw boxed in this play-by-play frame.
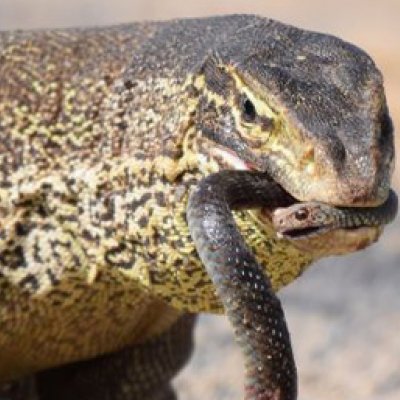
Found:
[211,146,253,171]
[209,146,395,257]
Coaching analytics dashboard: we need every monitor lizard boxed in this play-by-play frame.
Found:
[0,14,397,400]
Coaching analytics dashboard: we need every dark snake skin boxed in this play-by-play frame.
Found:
[187,170,397,400]
[187,170,297,400]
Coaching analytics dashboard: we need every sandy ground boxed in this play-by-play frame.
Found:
[1,1,399,399]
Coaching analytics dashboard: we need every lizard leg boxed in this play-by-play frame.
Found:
[35,313,196,400]
[187,170,297,400]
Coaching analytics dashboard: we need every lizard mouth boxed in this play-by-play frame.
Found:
[212,146,398,254]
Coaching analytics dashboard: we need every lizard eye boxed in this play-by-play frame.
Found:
[241,96,257,123]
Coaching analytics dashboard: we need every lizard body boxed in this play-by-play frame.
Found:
[0,15,396,399]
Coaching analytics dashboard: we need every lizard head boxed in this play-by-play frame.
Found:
[195,23,394,207]
[194,18,396,255]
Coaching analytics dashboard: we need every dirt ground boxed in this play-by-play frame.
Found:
[1,1,399,399]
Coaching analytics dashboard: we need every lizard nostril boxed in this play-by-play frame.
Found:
[334,141,346,163]
[378,112,393,148]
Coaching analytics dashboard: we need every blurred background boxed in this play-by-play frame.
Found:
[0,1,399,399]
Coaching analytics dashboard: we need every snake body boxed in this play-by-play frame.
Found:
[187,170,397,400]
[187,171,298,400]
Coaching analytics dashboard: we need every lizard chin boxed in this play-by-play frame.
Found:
[282,226,383,256]
[210,146,389,257]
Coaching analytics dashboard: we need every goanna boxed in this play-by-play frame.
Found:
[0,14,396,400]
